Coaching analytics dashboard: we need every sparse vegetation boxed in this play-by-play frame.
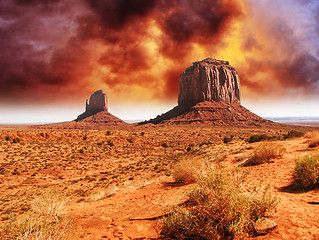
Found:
[0,214,73,240]
[305,131,319,148]
[31,191,68,218]
[243,142,285,166]
[106,130,112,135]
[0,125,317,239]
[1,191,73,239]
[87,185,118,202]
[12,137,20,143]
[161,142,168,148]
[172,158,203,184]
[293,154,319,189]
[223,135,233,144]
[283,130,304,139]
[247,134,274,143]
[107,140,114,146]
[161,168,277,239]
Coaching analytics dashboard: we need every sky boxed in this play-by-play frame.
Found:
[0,0,319,123]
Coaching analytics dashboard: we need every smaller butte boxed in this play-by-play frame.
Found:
[76,90,126,126]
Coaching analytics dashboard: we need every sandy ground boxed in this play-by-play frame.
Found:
[0,124,318,239]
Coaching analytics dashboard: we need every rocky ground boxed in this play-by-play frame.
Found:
[0,124,318,239]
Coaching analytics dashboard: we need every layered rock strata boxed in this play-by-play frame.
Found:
[178,58,240,106]
[142,58,270,126]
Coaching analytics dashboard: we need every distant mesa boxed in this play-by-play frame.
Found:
[76,90,125,126]
[142,58,270,126]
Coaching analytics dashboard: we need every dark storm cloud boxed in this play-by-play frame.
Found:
[85,0,156,29]
[76,0,244,96]
[0,0,243,102]
[156,0,242,59]
[0,0,88,101]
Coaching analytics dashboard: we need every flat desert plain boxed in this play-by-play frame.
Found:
[0,123,318,239]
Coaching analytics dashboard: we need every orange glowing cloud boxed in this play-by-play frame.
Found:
[0,0,318,107]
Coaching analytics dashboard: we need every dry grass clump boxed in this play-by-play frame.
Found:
[161,168,277,239]
[0,214,73,240]
[87,185,118,202]
[305,131,319,148]
[1,191,73,240]
[243,142,286,166]
[31,191,68,219]
[172,158,204,184]
[293,154,319,190]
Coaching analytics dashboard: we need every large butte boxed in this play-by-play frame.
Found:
[142,58,271,126]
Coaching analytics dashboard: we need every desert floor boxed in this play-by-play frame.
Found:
[0,123,318,239]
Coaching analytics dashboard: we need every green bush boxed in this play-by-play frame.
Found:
[161,169,277,239]
[293,154,319,189]
[247,134,273,143]
[283,130,304,139]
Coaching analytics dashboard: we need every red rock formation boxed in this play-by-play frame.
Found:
[86,90,108,113]
[142,58,271,126]
[76,90,126,125]
[178,58,240,106]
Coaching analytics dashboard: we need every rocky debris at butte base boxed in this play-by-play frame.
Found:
[142,58,271,126]
[76,90,126,125]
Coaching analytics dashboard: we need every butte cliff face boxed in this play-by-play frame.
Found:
[76,90,126,125]
[86,90,108,113]
[178,58,240,106]
[143,58,270,126]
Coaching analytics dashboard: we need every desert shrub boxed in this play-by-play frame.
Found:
[293,154,319,189]
[172,158,203,184]
[5,136,10,141]
[161,169,277,239]
[12,137,20,143]
[31,191,68,219]
[223,136,233,144]
[1,191,73,240]
[247,134,273,143]
[161,142,168,148]
[82,135,87,140]
[283,130,304,139]
[305,131,319,148]
[0,214,73,240]
[243,142,285,166]
[87,185,118,202]
[106,130,112,135]
[107,140,114,146]
[127,138,133,143]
